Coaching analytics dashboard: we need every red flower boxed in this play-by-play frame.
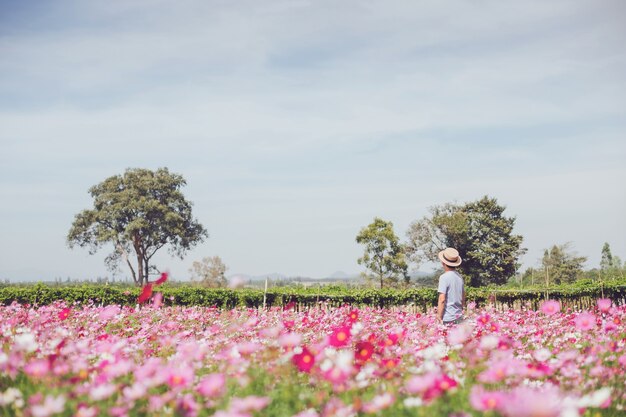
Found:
[138,284,153,304]
[355,341,374,363]
[382,357,400,370]
[329,325,351,347]
[58,308,71,320]
[292,346,315,373]
[348,310,359,323]
[154,272,168,285]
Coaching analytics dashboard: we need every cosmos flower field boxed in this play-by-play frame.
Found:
[0,297,624,417]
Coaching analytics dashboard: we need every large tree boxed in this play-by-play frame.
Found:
[406,196,525,287]
[68,168,208,286]
[356,217,408,289]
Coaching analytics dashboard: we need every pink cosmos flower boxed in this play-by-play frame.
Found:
[469,386,506,412]
[24,359,50,378]
[197,373,226,398]
[292,346,315,373]
[31,395,65,417]
[575,311,596,331]
[426,374,458,401]
[499,386,562,417]
[176,393,200,417]
[478,360,514,383]
[165,364,194,389]
[230,396,270,412]
[152,292,163,309]
[406,373,439,395]
[75,404,98,417]
[322,366,351,385]
[447,323,473,345]
[58,308,71,320]
[347,310,359,323]
[279,332,302,348]
[597,298,612,313]
[89,383,117,401]
[108,406,129,417]
[98,305,120,321]
[362,393,395,413]
[541,300,561,315]
[291,410,319,417]
[477,314,491,325]
[354,341,374,363]
[122,383,147,401]
[329,326,351,348]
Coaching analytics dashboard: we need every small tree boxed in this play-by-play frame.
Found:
[600,242,623,280]
[356,217,408,289]
[541,243,587,285]
[189,256,228,288]
[67,168,208,286]
[600,242,614,271]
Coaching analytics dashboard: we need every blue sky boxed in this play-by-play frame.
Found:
[1,0,625,281]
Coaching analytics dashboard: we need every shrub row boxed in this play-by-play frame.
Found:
[0,280,624,310]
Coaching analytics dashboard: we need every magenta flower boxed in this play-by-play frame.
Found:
[329,325,351,348]
[292,346,315,373]
[541,300,561,315]
[58,308,71,321]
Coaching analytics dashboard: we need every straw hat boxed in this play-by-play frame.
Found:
[438,247,462,267]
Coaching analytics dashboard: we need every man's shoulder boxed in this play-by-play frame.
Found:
[439,271,456,279]
[439,271,463,281]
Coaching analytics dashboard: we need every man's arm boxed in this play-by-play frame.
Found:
[462,288,466,310]
[437,292,446,323]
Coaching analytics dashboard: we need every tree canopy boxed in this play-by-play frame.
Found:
[600,242,623,274]
[406,196,525,287]
[541,243,587,285]
[356,217,408,289]
[67,168,208,286]
[190,256,228,288]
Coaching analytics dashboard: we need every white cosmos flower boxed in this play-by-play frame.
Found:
[14,333,37,353]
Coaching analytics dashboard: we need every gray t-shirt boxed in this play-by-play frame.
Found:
[437,270,464,322]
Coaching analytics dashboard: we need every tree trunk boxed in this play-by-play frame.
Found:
[132,232,146,286]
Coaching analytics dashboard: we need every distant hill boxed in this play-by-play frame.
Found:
[228,270,434,283]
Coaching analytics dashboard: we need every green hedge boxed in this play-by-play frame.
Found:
[0,281,624,310]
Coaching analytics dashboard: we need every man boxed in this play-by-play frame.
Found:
[436,247,465,325]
